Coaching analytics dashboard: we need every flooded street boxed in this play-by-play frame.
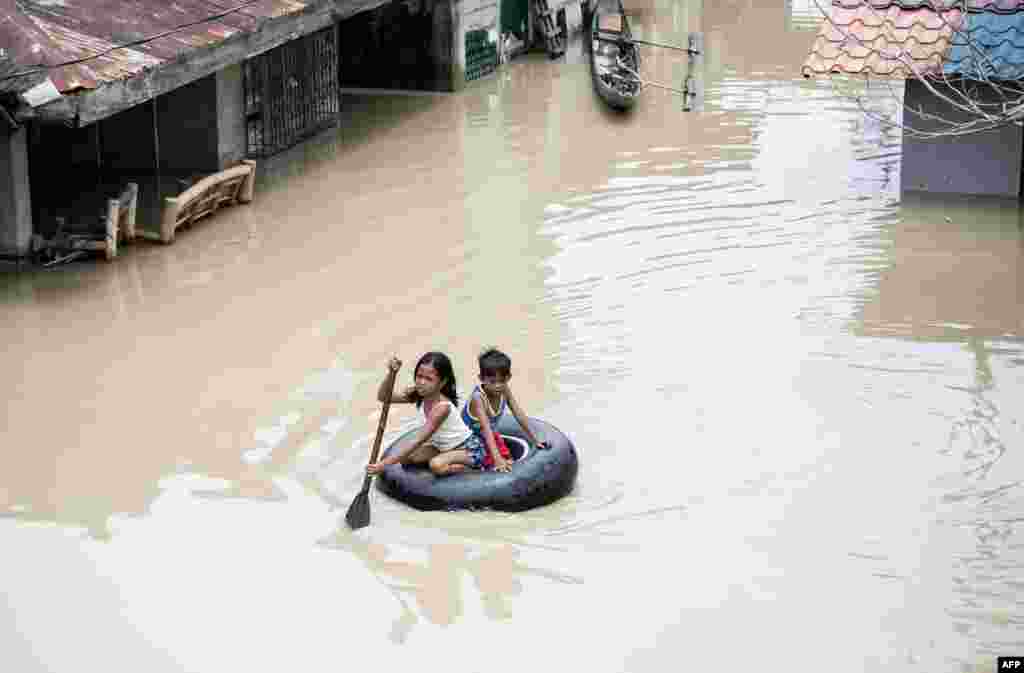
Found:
[2,0,1023,671]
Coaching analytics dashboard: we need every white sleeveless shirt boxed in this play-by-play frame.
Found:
[423,399,472,451]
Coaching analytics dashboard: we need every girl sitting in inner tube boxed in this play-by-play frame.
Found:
[365,352,499,476]
[462,348,550,472]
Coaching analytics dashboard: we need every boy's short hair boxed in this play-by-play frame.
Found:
[478,348,512,376]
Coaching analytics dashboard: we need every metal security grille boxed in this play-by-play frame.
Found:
[243,26,340,158]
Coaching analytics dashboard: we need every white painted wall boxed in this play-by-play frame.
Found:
[454,0,583,81]
[462,0,500,31]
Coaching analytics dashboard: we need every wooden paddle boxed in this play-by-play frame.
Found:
[345,366,398,530]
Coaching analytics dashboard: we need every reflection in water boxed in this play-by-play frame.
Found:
[314,465,684,642]
[317,533,583,642]
[846,193,1024,673]
[951,339,1005,482]
[942,338,1021,668]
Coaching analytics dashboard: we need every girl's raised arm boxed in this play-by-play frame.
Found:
[382,385,416,404]
[378,357,414,404]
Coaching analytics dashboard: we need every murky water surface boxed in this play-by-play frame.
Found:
[3,1,1023,671]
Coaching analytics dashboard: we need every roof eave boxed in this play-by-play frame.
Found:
[20,95,77,125]
[27,0,394,127]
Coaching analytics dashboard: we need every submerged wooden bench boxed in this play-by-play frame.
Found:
[159,160,256,243]
[108,182,139,254]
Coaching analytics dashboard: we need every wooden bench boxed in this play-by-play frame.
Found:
[107,182,139,254]
[159,160,256,244]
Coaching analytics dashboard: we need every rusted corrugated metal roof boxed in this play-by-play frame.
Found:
[0,0,75,94]
[802,4,965,78]
[1,0,313,96]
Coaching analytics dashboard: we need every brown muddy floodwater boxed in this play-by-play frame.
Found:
[2,1,1023,671]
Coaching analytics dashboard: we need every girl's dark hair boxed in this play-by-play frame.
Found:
[407,351,459,407]
[478,347,512,377]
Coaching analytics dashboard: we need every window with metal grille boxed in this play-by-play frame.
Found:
[243,26,340,158]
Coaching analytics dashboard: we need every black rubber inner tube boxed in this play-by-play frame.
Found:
[375,415,578,512]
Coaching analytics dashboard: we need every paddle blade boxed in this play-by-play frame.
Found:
[345,490,371,530]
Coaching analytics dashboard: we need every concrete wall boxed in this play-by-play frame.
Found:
[433,0,457,91]
[901,79,1023,198]
[101,103,160,172]
[26,124,101,178]
[451,0,465,89]
[101,70,243,172]
[558,0,583,34]
[68,126,101,168]
[462,0,499,34]
[0,125,33,255]
[217,64,248,168]
[156,75,221,173]
[339,1,451,91]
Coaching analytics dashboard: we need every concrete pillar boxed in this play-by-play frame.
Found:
[432,0,458,91]
[452,0,466,91]
[139,70,245,173]
[0,125,33,256]
[216,64,248,168]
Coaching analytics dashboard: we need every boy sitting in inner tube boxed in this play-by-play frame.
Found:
[461,348,550,472]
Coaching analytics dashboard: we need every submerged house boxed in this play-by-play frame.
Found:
[802,0,1024,199]
[1,0,571,259]
[1,0,358,257]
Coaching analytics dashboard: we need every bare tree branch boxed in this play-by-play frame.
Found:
[808,0,1024,139]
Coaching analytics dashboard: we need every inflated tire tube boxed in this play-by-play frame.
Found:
[375,415,578,512]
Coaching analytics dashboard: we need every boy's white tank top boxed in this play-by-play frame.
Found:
[423,399,472,451]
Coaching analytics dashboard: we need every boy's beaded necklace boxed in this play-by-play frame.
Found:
[481,388,504,418]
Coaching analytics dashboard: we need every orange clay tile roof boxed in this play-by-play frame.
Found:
[802,4,965,78]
